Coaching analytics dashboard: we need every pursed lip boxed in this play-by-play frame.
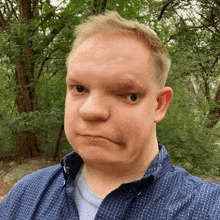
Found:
[82,135,109,144]
[79,134,124,146]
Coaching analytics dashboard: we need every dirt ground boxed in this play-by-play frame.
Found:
[0,157,57,202]
[0,179,12,201]
[0,158,220,202]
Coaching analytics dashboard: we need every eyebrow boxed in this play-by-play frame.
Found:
[107,79,146,94]
[65,77,81,85]
[66,76,146,93]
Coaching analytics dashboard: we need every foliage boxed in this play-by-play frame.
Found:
[155,0,220,175]
[0,0,219,175]
[157,78,220,175]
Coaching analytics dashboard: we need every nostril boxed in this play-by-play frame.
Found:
[79,98,110,121]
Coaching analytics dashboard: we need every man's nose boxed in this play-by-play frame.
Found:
[79,94,110,121]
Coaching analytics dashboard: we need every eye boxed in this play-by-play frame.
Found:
[120,93,140,102]
[127,94,139,102]
[72,85,85,93]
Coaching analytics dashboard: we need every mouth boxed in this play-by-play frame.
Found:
[79,134,124,146]
[83,135,109,143]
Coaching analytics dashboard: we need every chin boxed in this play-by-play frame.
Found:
[77,149,122,165]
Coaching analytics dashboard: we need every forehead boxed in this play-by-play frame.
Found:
[67,32,155,88]
[71,32,150,63]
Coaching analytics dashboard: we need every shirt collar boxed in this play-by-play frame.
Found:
[61,151,83,184]
[61,145,172,184]
[142,145,172,181]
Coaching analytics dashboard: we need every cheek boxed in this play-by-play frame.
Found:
[65,96,79,120]
[116,106,155,142]
[65,102,73,126]
[64,100,78,140]
[115,110,144,138]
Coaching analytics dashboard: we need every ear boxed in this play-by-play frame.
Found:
[154,87,173,123]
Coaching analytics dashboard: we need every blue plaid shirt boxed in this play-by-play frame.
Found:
[1,145,220,219]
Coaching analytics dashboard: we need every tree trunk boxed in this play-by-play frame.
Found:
[205,83,220,128]
[17,131,41,158]
[53,123,64,161]
[15,45,41,158]
[15,0,41,158]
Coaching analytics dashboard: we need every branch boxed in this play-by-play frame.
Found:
[213,0,220,8]
[190,74,198,95]
[32,0,65,36]
[198,62,211,103]
[93,0,107,14]
[210,7,220,34]
[0,10,8,30]
[6,0,18,20]
[32,9,56,36]
[41,25,65,51]
[215,83,220,104]
[37,57,53,79]
[195,12,220,38]
[32,0,39,15]
[53,122,64,161]
[213,22,220,34]
[167,25,204,42]
[158,0,175,20]
[205,83,220,128]
[184,11,213,104]
[37,57,62,79]
[211,52,220,70]
[101,0,107,13]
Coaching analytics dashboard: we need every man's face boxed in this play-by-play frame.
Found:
[65,32,160,167]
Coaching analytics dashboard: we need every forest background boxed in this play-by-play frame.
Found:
[0,0,219,177]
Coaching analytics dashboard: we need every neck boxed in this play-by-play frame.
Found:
[82,143,159,198]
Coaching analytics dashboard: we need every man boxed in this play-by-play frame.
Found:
[1,11,220,220]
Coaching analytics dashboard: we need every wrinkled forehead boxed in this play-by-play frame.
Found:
[73,32,149,59]
[69,32,154,71]
[67,32,157,90]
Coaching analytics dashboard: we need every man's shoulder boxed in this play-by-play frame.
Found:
[143,164,220,219]
[2,163,64,205]
[14,163,63,188]
[167,166,220,216]
[172,166,220,188]
[0,164,67,219]
[170,166,220,195]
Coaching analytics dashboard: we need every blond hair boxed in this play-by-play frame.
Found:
[66,11,171,88]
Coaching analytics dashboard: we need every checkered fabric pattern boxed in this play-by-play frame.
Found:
[1,145,220,219]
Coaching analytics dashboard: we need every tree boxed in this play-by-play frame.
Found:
[206,83,220,128]
[157,0,220,128]
[0,0,86,158]
[0,0,219,175]
[154,0,220,174]
[1,0,153,159]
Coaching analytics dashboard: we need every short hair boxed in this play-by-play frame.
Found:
[66,11,171,88]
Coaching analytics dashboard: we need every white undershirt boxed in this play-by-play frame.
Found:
[73,168,103,220]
